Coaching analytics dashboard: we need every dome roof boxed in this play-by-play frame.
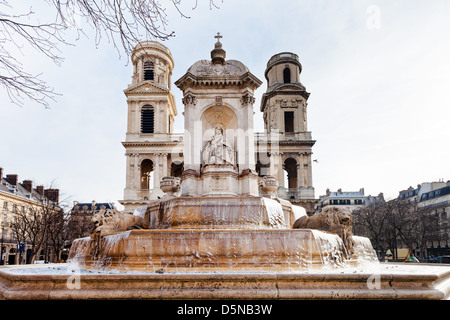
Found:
[131,40,174,68]
[185,32,249,77]
[186,59,249,77]
[175,33,262,90]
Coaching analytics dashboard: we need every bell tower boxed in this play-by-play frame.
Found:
[261,52,310,134]
[259,52,316,213]
[120,41,182,211]
[126,41,176,135]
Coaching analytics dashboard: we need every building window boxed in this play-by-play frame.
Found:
[141,105,154,133]
[283,66,291,83]
[143,60,155,81]
[284,111,294,133]
[283,158,298,188]
[140,159,154,190]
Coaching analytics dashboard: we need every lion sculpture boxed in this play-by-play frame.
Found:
[89,207,149,259]
[90,208,148,237]
[293,206,355,257]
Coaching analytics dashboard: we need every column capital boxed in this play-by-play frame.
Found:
[241,93,255,105]
[182,93,197,106]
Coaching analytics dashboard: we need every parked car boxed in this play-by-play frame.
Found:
[429,256,450,264]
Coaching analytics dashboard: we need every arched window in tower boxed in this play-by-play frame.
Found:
[284,158,298,189]
[141,105,154,133]
[283,66,291,83]
[140,159,154,190]
[143,60,155,81]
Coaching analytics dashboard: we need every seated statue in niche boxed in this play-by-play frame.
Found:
[202,126,235,166]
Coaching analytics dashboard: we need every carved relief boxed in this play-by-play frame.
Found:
[182,93,197,106]
[202,105,236,129]
[241,93,255,105]
[202,126,235,166]
[268,104,278,130]
[190,60,247,77]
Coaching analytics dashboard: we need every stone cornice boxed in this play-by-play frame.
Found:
[260,87,310,112]
[122,141,183,147]
[124,81,170,95]
[256,138,316,147]
[175,71,262,91]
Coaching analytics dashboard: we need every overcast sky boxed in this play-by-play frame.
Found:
[1,0,449,209]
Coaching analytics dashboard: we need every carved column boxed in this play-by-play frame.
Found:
[305,152,313,187]
[239,93,256,172]
[182,93,199,172]
[272,153,284,188]
[298,154,305,187]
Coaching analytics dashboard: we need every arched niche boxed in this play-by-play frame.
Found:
[200,105,238,150]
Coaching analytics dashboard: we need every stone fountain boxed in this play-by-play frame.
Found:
[1,37,449,300]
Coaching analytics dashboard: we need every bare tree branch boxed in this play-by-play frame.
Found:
[0,0,220,107]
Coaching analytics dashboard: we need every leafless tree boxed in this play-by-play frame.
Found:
[352,199,390,260]
[8,206,28,264]
[0,0,221,107]
[46,205,71,262]
[353,197,444,261]
[10,203,49,264]
[9,189,66,264]
[66,209,93,241]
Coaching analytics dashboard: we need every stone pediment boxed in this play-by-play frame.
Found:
[124,81,170,95]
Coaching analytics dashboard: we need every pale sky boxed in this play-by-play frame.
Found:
[1,0,449,209]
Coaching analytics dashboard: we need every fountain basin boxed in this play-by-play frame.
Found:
[69,228,372,272]
[145,196,302,229]
[1,263,449,300]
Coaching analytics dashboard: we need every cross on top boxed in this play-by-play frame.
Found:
[214,32,223,42]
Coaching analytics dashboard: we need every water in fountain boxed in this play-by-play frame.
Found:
[133,205,148,220]
[310,230,347,269]
[91,230,132,269]
[261,197,287,228]
[352,235,379,264]
[68,237,91,267]
[149,197,290,229]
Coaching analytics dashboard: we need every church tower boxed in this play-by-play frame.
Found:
[120,41,183,211]
[259,52,316,212]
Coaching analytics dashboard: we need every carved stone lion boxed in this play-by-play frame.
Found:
[90,208,148,237]
[293,206,355,256]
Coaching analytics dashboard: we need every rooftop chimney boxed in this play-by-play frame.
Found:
[36,185,44,195]
[22,180,33,193]
[6,174,18,186]
[44,189,60,203]
[0,167,3,179]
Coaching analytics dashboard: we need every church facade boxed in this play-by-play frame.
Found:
[119,35,316,213]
